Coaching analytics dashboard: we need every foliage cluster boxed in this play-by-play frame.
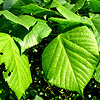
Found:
[0,0,100,99]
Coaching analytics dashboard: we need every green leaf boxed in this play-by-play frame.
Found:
[0,10,36,30]
[94,63,100,83]
[72,0,86,13]
[50,0,67,8]
[49,17,92,33]
[49,17,82,33]
[21,3,60,17]
[0,33,32,100]
[20,20,52,53]
[87,0,100,12]
[42,26,99,95]
[54,0,81,21]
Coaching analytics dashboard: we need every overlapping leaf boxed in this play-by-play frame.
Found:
[42,26,99,94]
[49,17,82,33]
[54,0,81,21]
[49,17,92,33]
[20,20,52,53]
[0,33,32,100]
[21,3,60,17]
[0,10,36,30]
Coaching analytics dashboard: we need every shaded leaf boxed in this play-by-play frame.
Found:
[49,17,91,33]
[21,3,60,18]
[3,0,33,10]
[49,17,81,33]
[0,17,13,33]
[87,0,100,12]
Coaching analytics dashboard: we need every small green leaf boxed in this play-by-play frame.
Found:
[0,33,32,100]
[20,20,52,53]
[42,26,99,95]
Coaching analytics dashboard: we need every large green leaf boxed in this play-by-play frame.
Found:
[42,26,99,94]
[0,33,32,100]
[94,63,100,83]
[54,0,81,21]
[20,20,52,53]
[0,10,36,30]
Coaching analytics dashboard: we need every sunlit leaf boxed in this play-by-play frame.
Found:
[42,26,99,95]
[0,33,32,100]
